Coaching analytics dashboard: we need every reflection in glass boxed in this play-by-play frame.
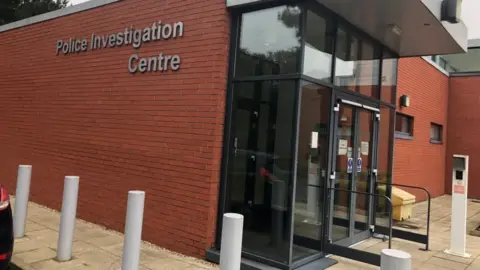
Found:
[354,109,374,234]
[293,83,330,261]
[228,80,296,263]
[381,52,398,104]
[235,5,302,77]
[375,106,394,227]
[302,10,333,81]
[332,105,354,242]
[334,27,380,98]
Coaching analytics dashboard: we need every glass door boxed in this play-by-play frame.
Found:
[292,82,331,262]
[225,80,297,265]
[328,97,378,246]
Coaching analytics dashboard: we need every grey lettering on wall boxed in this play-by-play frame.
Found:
[128,53,182,73]
[56,21,184,74]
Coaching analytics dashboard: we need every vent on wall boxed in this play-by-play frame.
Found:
[400,95,410,107]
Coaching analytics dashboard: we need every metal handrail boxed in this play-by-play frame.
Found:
[328,187,393,249]
[375,181,431,251]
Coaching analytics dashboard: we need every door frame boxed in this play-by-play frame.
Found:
[327,92,380,247]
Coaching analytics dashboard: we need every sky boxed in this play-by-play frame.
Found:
[69,0,480,39]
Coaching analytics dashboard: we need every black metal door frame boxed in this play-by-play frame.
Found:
[327,92,380,247]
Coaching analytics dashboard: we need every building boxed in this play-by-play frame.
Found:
[0,0,468,269]
[394,43,480,200]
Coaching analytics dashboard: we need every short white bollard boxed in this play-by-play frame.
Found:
[220,213,244,270]
[13,165,32,238]
[122,191,146,270]
[380,249,411,270]
[57,176,80,262]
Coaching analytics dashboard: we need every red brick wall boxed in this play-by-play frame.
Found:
[446,75,480,199]
[0,0,230,257]
[393,58,449,200]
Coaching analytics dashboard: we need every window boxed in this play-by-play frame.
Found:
[430,123,443,143]
[395,113,413,137]
[381,51,398,104]
[235,5,302,77]
[334,25,381,98]
[302,9,334,81]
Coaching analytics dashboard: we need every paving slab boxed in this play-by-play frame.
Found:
[13,238,46,254]
[30,258,88,270]
[14,247,56,264]
[83,234,124,248]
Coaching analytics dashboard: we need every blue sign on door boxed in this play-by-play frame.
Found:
[347,158,353,173]
[357,157,362,173]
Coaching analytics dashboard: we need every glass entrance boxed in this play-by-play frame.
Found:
[227,80,296,264]
[292,82,331,262]
[329,97,378,246]
[214,1,398,268]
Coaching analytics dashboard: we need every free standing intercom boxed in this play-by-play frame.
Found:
[444,155,470,258]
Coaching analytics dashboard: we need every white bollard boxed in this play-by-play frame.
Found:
[380,249,411,270]
[57,176,80,262]
[122,191,146,270]
[13,165,32,238]
[220,213,244,270]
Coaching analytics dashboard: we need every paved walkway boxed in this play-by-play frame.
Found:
[10,198,218,270]
[329,195,480,270]
[10,195,480,269]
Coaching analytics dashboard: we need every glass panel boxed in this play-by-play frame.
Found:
[293,82,330,260]
[302,10,333,81]
[332,105,355,242]
[430,124,442,141]
[228,80,296,263]
[395,114,412,135]
[235,5,302,77]
[334,27,380,98]
[354,109,373,233]
[375,106,394,227]
[439,58,447,69]
[380,52,398,104]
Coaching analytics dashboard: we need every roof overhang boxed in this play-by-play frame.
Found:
[226,0,468,57]
[439,39,480,72]
[468,39,480,48]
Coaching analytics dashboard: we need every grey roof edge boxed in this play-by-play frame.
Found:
[0,0,122,33]
[469,39,480,48]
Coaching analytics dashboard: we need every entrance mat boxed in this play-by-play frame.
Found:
[206,248,279,270]
[296,257,337,270]
[206,248,337,270]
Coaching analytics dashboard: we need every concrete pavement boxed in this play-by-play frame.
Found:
[10,198,218,270]
[10,195,480,269]
[328,195,480,269]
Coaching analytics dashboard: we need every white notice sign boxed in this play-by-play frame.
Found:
[311,132,318,149]
[361,141,369,155]
[338,140,348,155]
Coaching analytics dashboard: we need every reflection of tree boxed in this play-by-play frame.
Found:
[237,48,299,76]
[236,5,301,76]
[1,0,69,25]
[277,6,302,40]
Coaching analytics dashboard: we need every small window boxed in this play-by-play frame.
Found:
[430,123,443,143]
[395,113,413,137]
